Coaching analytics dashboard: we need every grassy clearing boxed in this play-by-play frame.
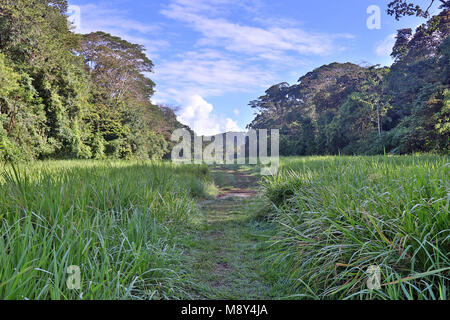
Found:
[262,155,449,300]
[1,156,448,300]
[0,160,213,299]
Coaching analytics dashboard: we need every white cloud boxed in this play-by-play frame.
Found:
[233,109,240,116]
[177,95,243,136]
[166,0,262,16]
[153,49,273,99]
[74,3,168,57]
[153,0,353,110]
[161,2,351,59]
[77,4,159,34]
[375,34,396,57]
[224,118,242,132]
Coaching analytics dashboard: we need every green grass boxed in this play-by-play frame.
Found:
[262,155,449,300]
[182,197,272,299]
[179,166,283,300]
[0,160,213,299]
[1,156,448,300]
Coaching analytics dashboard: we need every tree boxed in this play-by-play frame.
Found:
[248,8,449,156]
[79,32,173,159]
[80,32,155,102]
[387,0,449,20]
[391,29,413,61]
[0,2,189,161]
[389,84,449,153]
[0,53,50,160]
[248,63,382,155]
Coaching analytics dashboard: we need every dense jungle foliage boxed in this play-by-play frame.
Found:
[248,8,450,156]
[0,1,449,161]
[0,0,185,162]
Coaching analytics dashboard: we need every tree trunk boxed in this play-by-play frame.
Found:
[377,103,381,138]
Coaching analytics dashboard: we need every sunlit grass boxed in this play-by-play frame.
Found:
[262,155,449,300]
[1,156,448,300]
[0,160,212,300]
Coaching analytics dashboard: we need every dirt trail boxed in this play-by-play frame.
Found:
[185,166,274,299]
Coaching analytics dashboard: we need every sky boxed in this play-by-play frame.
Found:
[68,0,442,136]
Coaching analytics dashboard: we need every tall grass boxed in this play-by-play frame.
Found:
[0,160,211,300]
[262,155,449,300]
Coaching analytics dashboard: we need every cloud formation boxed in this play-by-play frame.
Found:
[73,0,355,135]
[153,49,273,99]
[375,34,396,57]
[161,0,352,60]
[154,0,355,133]
[177,95,242,136]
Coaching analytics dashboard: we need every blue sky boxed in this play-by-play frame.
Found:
[68,0,441,135]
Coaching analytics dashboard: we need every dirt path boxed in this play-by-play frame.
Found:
[184,166,276,299]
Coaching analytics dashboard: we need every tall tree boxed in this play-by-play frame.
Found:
[0,0,92,159]
[80,32,155,102]
[79,32,172,160]
[248,8,449,156]
[0,2,188,161]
